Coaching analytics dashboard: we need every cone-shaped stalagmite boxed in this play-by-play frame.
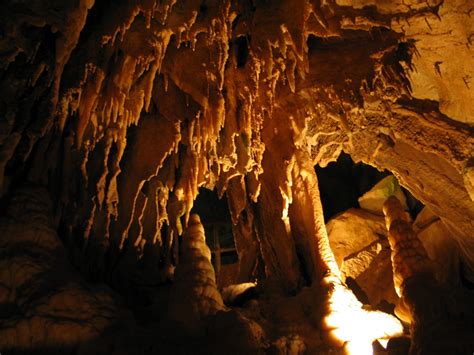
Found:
[167,214,225,334]
[383,196,474,354]
[1,0,474,353]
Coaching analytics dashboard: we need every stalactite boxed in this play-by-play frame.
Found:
[1,0,473,352]
[226,175,260,282]
[289,149,338,281]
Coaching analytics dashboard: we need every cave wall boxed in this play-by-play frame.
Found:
[0,0,473,291]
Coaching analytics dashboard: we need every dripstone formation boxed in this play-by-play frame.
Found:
[0,0,473,354]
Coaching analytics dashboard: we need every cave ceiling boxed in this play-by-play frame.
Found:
[1,0,474,353]
[0,0,473,300]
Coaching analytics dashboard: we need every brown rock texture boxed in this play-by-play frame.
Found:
[0,187,132,353]
[167,214,225,334]
[414,207,461,287]
[383,196,474,354]
[0,0,472,286]
[327,208,399,306]
[0,0,473,352]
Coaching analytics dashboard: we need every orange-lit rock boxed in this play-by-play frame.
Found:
[167,214,224,335]
[0,0,473,353]
[327,208,399,306]
[383,196,474,353]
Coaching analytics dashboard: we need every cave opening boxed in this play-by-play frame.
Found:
[191,187,238,288]
[316,152,424,223]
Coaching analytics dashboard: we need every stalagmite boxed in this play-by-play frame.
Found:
[383,196,434,298]
[383,196,474,354]
[0,0,473,352]
[167,214,225,335]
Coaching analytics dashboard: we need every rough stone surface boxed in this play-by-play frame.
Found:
[0,0,473,352]
[327,208,399,306]
[413,207,462,287]
[328,208,387,267]
[413,206,439,231]
[222,282,257,306]
[418,219,460,287]
[0,187,132,352]
[358,175,407,215]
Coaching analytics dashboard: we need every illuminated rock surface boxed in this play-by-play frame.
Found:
[414,207,461,287]
[167,214,225,334]
[383,196,474,353]
[327,208,399,306]
[0,0,473,353]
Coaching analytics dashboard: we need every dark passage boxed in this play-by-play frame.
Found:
[316,152,423,221]
[316,152,389,221]
[191,188,238,286]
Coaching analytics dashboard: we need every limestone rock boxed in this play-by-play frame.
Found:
[415,208,460,287]
[418,221,460,287]
[271,334,306,355]
[222,282,257,306]
[383,196,474,354]
[392,0,474,124]
[0,0,473,352]
[343,245,398,306]
[321,278,403,352]
[0,187,132,352]
[206,310,266,354]
[1,0,472,297]
[413,206,474,285]
[464,164,474,202]
[167,214,225,334]
[327,208,398,306]
[358,175,408,215]
[327,209,386,266]
[413,206,439,231]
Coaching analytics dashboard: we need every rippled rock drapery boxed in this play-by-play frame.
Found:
[0,0,473,352]
[0,187,133,353]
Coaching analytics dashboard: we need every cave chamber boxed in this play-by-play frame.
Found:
[0,0,473,354]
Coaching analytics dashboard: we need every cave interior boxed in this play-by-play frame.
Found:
[0,0,473,354]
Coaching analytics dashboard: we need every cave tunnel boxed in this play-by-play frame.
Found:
[0,0,474,354]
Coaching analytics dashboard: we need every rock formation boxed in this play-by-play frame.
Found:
[0,187,132,353]
[0,0,473,353]
[327,208,399,306]
[167,214,225,334]
[383,196,474,354]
